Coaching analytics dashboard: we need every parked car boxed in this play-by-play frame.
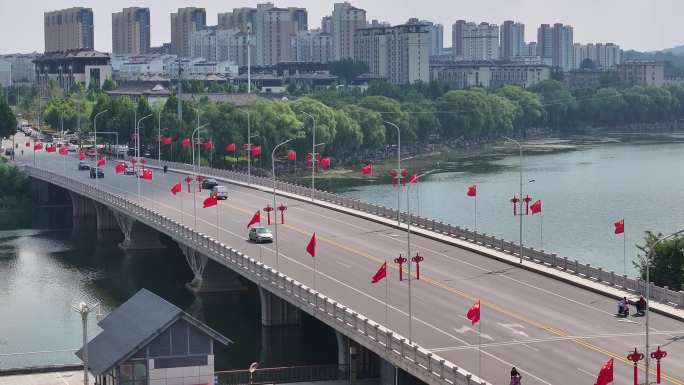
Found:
[89,168,104,179]
[85,148,97,157]
[202,178,219,190]
[124,165,135,175]
[212,185,228,200]
[248,226,273,243]
[4,148,13,156]
[78,161,90,171]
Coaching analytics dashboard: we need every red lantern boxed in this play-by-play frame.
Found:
[263,204,274,225]
[320,157,331,169]
[510,196,520,216]
[411,253,424,280]
[651,346,667,384]
[394,254,407,281]
[277,203,287,224]
[627,348,644,385]
[287,150,296,161]
[251,146,261,157]
[226,143,236,153]
[185,176,193,192]
[523,195,532,215]
[162,136,173,145]
[181,138,191,148]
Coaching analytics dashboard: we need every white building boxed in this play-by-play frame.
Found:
[291,29,333,63]
[190,27,256,67]
[430,61,551,89]
[500,20,524,59]
[0,53,37,84]
[331,2,367,60]
[354,19,430,84]
[572,43,622,69]
[0,60,12,87]
[461,22,499,61]
[110,54,175,79]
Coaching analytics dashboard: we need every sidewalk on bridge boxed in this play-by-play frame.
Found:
[0,370,92,385]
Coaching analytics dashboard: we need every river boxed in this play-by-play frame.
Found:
[0,216,336,370]
[330,134,684,277]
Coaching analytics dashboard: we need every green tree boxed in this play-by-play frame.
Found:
[0,97,17,138]
[436,89,491,139]
[590,88,627,125]
[249,99,303,159]
[528,80,576,130]
[290,97,337,151]
[635,231,684,291]
[341,105,385,150]
[494,85,543,131]
[331,109,363,160]
[358,95,409,144]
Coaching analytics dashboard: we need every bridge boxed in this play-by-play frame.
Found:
[7,133,684,385]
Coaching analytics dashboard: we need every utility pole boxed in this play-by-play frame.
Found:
[177,56,183,124]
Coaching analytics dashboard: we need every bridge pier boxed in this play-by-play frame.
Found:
[94,203,120,232]
[181,247,245,293]
[114,212,165,252]
[258,287,301,326]
[67,191,96,218]
[336,333,381,383]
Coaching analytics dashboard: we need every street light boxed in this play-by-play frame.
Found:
[94,110,109,189]
[73,301,101,385]
[191,122,209,228]
[503,136,525,263]
[272,138,295,270]
[384,121,401,225]
[300,111,317,201]
[136,114,153,203]
[644,229,684,385]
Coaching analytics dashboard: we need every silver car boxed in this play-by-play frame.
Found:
[249,226,273,243]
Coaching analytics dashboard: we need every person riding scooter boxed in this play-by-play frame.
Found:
[617,297,629,317]
[635,295,646,316]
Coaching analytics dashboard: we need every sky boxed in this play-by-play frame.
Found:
[0,0,682,54]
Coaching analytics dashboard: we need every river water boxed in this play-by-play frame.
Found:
[332,135,684,277]
[0,217,336,370]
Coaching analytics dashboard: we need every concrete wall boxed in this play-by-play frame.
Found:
[148,356,214,385]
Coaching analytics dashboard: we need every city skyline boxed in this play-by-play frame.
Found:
[0,0,682,54]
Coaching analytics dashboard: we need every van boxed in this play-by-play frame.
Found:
[212,185,228,200]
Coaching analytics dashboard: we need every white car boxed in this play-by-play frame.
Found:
[212,185,228,200]
[249,226,273,243]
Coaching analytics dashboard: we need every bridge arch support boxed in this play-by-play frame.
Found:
[258,286,301,326]
[67,191,96,218]
[180,246,246,293]
[113,211,165,251]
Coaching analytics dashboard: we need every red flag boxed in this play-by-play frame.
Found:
[400,169,408,185]
[466,299,480,325]
[226,143,236,153]
[25,141,30,147]
[409,170,418,184]
[203,195,217,208]
[59,147,69,156]
[97,157,106,167]
[320,157,331,169]
[594,358,613,385]
[306,233,317,257]
[389,170,398,187]
[251,146,261,157]
[34,142,43,150]
[202,139,214,150]
[467,185,477,197]
[115,163,126,174]
[371,262,387,283]
[614,219,624,235]
[79,150,85,160]
[46,145,56,153]
[246,210,261,228]
[162,136,173,145]
[142,169,153,180]
[287,150,296,161]
[530,200,542,215]
[171,182,182,195]
[361,164,372,175]
[181,138,191,148]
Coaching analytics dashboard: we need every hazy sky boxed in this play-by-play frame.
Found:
[1,0,681,54]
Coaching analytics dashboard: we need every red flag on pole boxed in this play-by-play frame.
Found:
[181,138,191,148]
[466,299,481,325]
[614,219,624,235]
[226,143,236,153]
[371,262,387,283]
[287,150,296,161]
[202,139,214,150]
[320,157,331,169]
[409,170,418,184]
[59,147,69,156]
[361,164,372,175]
[203,195,218,208]
[400,169,408,185]
[171,182,182,195]
[306,233,317,257]
[246,210,261,228]
[530,200,542,215]
[97,157,106,167]
[142,169,153,180]
[25,141,30,147]
[115,163,126,174]
[251,146,262,157]
[79,150,85,160]
[46,145,56,153]
[594,358,613,385]
[162,136,173,145]
[467,185,477,197]
[34,142,43,150]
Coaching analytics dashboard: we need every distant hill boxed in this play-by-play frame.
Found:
[623,49,684,77]
[665,45,684,55]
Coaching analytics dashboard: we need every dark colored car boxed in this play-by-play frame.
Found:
[124,166,135,175]
[202,178,219,190]
[89,168,104,179]
[78,161,90,170]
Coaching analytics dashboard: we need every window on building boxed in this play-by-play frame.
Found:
[118,362,147,385]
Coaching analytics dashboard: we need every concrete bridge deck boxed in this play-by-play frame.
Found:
[7,134,684,385]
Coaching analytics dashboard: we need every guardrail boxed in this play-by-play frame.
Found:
[217,364,346,385]
[25,166,489,385]
[144,158,684,309]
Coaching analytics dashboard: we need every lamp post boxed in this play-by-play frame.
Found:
[93,110,109,189]
[136,114,153,203]
[384,121,401,225]
[191,122,209,228]
[644,229,684,385]
[503,137,524,263]
[300,111,317,201]
[73,301,101,385]
[272,138,294,270]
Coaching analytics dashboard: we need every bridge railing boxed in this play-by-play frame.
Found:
[144,158,684,309]
[26,166,490,385]
[216,364,346,385]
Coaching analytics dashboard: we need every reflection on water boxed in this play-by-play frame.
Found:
[0,208,336,370]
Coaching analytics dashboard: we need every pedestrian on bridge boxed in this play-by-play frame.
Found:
[510,367,522,385]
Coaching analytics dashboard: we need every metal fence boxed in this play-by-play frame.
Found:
[217,365,345,385]
[144,158,684,309]
[25,166,490,385]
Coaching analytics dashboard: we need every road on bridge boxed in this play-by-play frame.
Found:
[10,134,684,385]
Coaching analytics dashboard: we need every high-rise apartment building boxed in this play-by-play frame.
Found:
[424,22,444,56]
[218,8,257,33]
[321,16,333,34]
[254,3,309,65]
[331,2,367,61]
[537,23,573,70]
[189,27,256,67]
[170,7,206,57]
[354,19,430,84]
[451,20,466,60]
[460,22,499,61]
[500,20,524,59]
[572,43,621,69]
[44,8,94,52]
[112,7,150,55]
[617,61,664,87]
[291,29,333,63]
